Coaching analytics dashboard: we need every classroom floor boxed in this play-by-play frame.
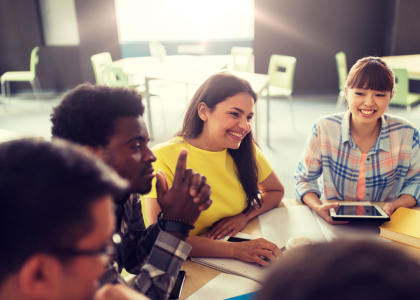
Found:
[1,83,420,198]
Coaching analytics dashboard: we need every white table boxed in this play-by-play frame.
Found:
[179,199,420,300]
[112,55,270,140]
[0,128,44,144]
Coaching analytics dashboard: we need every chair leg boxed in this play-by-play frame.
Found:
[266,87,271,148]
[1,81,5,100]
[157,95,167,136]
[0,81,5,108]
[6,81,11,97]
[30,80,40,100]
[35,77,43,94]
[144,78,154,140]
[288,95,295,130]
[336,91,345,112]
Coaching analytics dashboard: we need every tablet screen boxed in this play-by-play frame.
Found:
[334,205,383,216]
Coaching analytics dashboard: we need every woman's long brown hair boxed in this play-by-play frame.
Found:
[176,72,261,212]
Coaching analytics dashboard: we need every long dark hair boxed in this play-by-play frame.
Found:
[176,72,260,212]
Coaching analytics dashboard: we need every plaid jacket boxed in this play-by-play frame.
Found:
[100,194,191,300]
[295,111,420,204]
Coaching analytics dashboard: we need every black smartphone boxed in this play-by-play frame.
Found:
[227,236,251,243]
[169,270,186,300]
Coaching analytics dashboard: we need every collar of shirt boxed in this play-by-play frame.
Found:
[340,110,390,153]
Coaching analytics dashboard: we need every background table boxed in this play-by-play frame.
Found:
[112,55,270,140]
[179,198,420,300]
[381,55,420,80]
[0,128,43,143]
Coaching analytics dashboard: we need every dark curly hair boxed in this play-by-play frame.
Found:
[51,83,145,147]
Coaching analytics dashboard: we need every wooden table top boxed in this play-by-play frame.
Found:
[180,198,420,300]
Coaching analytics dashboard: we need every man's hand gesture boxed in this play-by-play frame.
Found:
[156,149,212,226]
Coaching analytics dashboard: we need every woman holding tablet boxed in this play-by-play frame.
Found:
[295,57,420,224]
[144,73,284,265]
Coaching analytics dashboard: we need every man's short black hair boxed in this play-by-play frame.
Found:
[257,241,420,300]
[0,139,128,284]
[51,83,145,147]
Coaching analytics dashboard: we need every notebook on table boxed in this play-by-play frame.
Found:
[190,233,274,283]
[379,207,420,248]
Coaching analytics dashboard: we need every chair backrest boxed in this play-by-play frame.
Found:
[103,65,129,87]
[149,41,167,62]
[390,68,409,106]
[267,54,296,92]
[335,51,347,91]
[91,52,113,84]
[30,46,40,76]
[231,46,254,72]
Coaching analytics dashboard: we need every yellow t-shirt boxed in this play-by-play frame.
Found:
[143,137,273,235]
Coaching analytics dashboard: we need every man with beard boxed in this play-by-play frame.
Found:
[51,84,212,300]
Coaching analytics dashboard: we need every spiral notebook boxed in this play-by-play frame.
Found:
[190,233,274,283]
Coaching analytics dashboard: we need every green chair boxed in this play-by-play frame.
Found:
[103,65,164,140]
[91,52,113,85]
[1,46,42,100]
[231,46,254,73]
[390,68,420,119]
[103,65,129,87]
[92,52,147,87]
[260,54,296,147]
[335,51,347,111]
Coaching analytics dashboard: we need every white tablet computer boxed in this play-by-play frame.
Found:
[330,203,390,222]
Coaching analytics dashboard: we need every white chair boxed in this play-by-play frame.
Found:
[231,46,254,73]
[1,46,42,101]
[335,51,347,111]
[260,54,297,147]
[149,41,167,62]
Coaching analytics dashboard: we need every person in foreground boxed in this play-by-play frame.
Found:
[257,241,420,300]
[51,84,212,300]
[0,139,147,300]
[295,57,420,224]
[144,73,284,266]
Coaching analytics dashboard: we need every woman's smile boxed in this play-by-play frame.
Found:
[227,130,244,141]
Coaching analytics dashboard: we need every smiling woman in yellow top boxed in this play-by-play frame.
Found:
[144,73,284,266]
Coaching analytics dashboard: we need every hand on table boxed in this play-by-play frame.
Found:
[156,149,212,225]
[207,213,248,240]
[382,202,395,216]
[94,284,149,300]
[231,238,282,266]
[315,203,349,225]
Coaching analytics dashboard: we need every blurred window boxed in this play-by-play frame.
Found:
[39,0,80,46]
[115,0,254,43]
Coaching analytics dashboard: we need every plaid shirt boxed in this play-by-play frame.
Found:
[294,111,420,204]
[100,194,192,300]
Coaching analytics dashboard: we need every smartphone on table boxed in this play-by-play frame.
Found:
[169,270,186,300]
